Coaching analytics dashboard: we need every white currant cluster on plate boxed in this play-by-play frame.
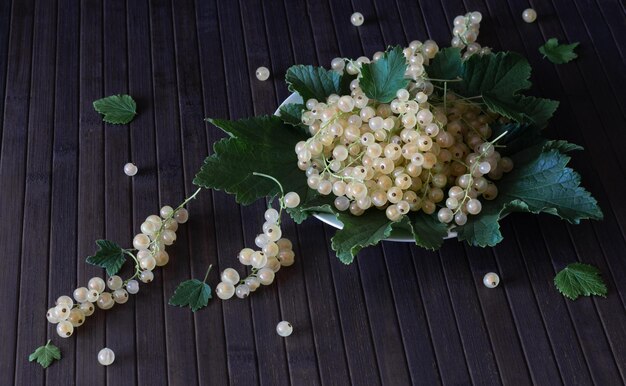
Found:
[297,32,513,225]
[216,189,299,300]
[46,198,193,338]
[450,12,492,59]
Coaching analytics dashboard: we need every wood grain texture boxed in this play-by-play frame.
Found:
[0,0,624,385]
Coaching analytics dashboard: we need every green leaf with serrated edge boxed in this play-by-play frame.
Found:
[490,122,543,157]
[359,46,409,103]
[543,140,584,153]
[169,279,212,312]
[539,38,579,64]
[29,340,61,369]
[456,141,603,247]
[92,94,137,124]
[426,47,462,81]
[554,263,607,300]
[339,71,357,95]
[85,240,126,276]
[278,103,305,126]
[483,93,559,127]
[194,116,309,205]
[408,212,450,250]
[331,210,405,264]
[285,65,342,102]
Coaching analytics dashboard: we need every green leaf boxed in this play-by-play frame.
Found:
[443,51,558,126]
[29,340,61,369]
[86,240,127,276]
[359,46,409,103]
[490,122,543,156]
[278,103,305,127]
[426,47,462,81]
[456,142,603,247]
[93,94,137,124]
[194,116,309,205]
[554,263,607,300]
[285,65,342,102]
[331,210,403,264]
[286,190,335,224]
[539,38,579,64]
[169,279,212,312]
[409,212,450,250]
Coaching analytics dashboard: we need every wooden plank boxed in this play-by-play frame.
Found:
[148,0,200,384]
[171,1,229,384]
[102,1,138,384]
[74,0,106,384]
[0,0,11,142]
[126,1,169,385]
[14,0,56,385]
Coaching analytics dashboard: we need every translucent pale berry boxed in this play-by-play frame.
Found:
[276,321,293,337]
[97,348,115,366]
[56,320,74,338]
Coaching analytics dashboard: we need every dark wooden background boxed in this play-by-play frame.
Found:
[1,0,624,384]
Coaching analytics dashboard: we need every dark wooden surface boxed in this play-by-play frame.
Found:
[1,0,625,384]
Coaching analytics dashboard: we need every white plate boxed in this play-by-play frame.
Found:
[275,92,456,242]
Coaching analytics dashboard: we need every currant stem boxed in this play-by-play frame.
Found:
[203,264,213,283]
[252,172,286,224]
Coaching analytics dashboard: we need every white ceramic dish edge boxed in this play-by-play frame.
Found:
[275,92,456,242]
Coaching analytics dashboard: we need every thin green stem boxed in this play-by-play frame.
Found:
[252,172,286,224]
[203,264,213,283]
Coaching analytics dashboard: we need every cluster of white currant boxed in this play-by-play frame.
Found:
[296,42,513,225]
[45,198,193,338]
[216,184,300,300]
[450,12,491,59]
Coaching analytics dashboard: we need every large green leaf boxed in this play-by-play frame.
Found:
[483,94,559,128]
[285,65,342,102]
[409,212,450,250]
[194,116,309,205]
[456,141,603,246]
[426,47,462,81]
[359,46,409,103]
[331,210,405,264]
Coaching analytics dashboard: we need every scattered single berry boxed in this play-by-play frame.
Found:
[522,8,537,23]
[123,162,138,176]
[256,66,270,81]
[276,321,293,337]
[350,12,364,26]
[483,272,500,288]
[97,348,115,366]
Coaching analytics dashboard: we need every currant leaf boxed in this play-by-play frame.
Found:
[169,279,212,312]
[554,263,607,300]
[29,340,61,369]
[92,94,137,124]
[539,38,579,64]
[85,240,127,276]
[285,65,342,102]
[426,47,462,81]
[408,212,450,250]
[359,46,409,103]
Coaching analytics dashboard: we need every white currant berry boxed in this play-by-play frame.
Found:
[56,295,73,307]
[264,224,282,242]
[46,308,60,324]
[278,250,295,267]
[350,12,364,26]
[97,292,115,310]
[73,287,89,303]
[56,320,74,338]
[161,230,176,245]
[139,270,154,283]
[221,268,240,285]
[97,348,115,366]
[140,255,157,271]
[245,277,261,292]
[483,272,500,288]
[126,280,140,294]
[107,275,123,291]
[174,208,189,223]
[255,66,270,81]
[113,289,129,304]
[257,268,275,285]
[123,163,138,176]
[284,192,300,208]
[216,282,235,300]
[54,304,71,320]
[238,248,254,265]
[133,233,151,250]
[522,8,537,23]
[86,289,100,303]
[146,214,162,226]
[276,238,292,250]
[80,302,95,316]
[264,208,280,223]
[276,321,293,337]
[265,256,282,273]
[68,309,85,327]
[154,251,169,266]
[251,251,268,269]
[235,284,251,299]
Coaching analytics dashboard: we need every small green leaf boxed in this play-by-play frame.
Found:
[554,263,607,300]
[359,46,409,103]
[169,279,212,312]
[285,65,342,102]
[331,210,402,264]
[29,340,61,369]
[286,190,335,224]
[194,116,309,205]
[85,240,126,276]
[409,212,450,250]
[539,38,579,64]
[93,94,137,124]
